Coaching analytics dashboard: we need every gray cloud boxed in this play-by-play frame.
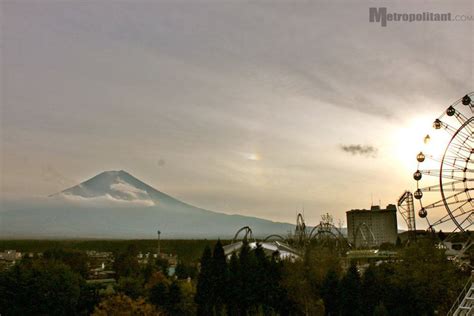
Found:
[340,145,378,158]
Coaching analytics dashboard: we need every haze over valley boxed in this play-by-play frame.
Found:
[1,170,295,238]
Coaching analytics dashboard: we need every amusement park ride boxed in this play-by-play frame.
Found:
[399,93,474,316]
[293,212,348,249]
[224,225,301,260]
[397,191,416,234]
[224,93,474,315]
[395,93,474,265]
[412,93,474,234]
[231,94,474,250]
[410,93,473,241]
[415,94,474,316]
[227,211,349,258]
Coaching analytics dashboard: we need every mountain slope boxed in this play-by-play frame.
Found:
[1,170,295,239]
[55,170,178,205]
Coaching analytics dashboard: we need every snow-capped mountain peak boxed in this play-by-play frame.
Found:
[53,170,172,206]
[2,170,295,238]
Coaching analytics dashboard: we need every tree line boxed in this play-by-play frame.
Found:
[194,239,468,315]
[195,240,292,315]
[0,238,469,315]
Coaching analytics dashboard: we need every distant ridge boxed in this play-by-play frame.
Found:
[1,170,295,239]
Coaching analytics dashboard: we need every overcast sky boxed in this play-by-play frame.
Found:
[1,1,473,228]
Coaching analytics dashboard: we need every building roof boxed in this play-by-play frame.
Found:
[223,241,300,260]
[347,204,397,214]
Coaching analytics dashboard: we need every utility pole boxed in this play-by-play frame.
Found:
[157,230,161,257]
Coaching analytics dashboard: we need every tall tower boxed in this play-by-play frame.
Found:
[397,191,416,240]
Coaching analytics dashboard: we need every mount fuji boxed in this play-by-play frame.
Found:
[0,170,294,239]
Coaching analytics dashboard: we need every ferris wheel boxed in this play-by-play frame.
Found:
[413,93,474,233]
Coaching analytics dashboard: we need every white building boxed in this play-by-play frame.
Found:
[223,241,300,261]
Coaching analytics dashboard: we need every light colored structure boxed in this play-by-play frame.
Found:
[223,241,300,261]
[346,204,398,248]
[0,250,22,269]
[0,250,22,262]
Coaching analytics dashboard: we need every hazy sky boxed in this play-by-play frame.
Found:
[1,1,473,228]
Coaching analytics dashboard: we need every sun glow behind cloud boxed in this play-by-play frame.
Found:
[246,153,261,161]
[392,114,449,174]
[389,112,461,230]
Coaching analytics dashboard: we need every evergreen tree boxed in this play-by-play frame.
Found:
[254,243,270,312]
[77,282,102,315]
[175,261,198,280]
[238,240,258,314]
[43,248,89,278]
[372,263,399,315]
[361,265,381,316]
[339,262,362,316]
[142,259,156,283]
[155,256,170,275]
[226,252,241,316]
[149,281,168,308]
[321,268,339,316]
[211,239,228,315]
[438,230,446,241]
[396,236,402,248]
[167,281,184,315]
[195,245,213,316]
[117,276,145,299]
[113,244,140,278]
[0,261,82,315]
[268,251,293,315]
